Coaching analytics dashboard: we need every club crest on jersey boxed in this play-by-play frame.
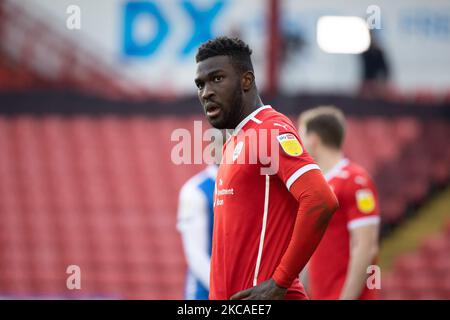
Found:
[233,141,244,162]
[276,133,303,157]
[356,189,375,214]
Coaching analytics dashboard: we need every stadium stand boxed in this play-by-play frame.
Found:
[0,115,448,299]
[382,221,450,300]
[0,116,204,298]
[0,55,45,92]
[0,0,150,100]
[346,118,450,229]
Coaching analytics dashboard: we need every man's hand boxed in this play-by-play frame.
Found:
[229,279,287,300]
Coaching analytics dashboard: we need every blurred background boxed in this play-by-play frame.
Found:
[0,0,449,299]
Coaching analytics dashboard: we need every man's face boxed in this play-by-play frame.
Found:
[195,56,243,129]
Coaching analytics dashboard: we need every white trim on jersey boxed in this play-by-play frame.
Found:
[253,174,270,286]
[324,158,349,182]
[286,164,321,190]
[347,216,380,230]
[251,117,262,124]
[233,105,272,136]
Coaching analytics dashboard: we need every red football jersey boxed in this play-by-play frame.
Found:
[308,159,380,300]
[209,105,320,300]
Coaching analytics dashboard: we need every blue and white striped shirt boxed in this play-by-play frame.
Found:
[177,165,217,300]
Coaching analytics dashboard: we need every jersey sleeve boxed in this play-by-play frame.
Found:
[343,173,380,230]
[262,118,320,190]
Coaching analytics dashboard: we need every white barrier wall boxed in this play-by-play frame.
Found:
[17,0,450,95]
[280,0,450,94]
[18,0,268,95]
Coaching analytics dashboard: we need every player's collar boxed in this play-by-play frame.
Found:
[324,158,349,181]
[232,105,272,136]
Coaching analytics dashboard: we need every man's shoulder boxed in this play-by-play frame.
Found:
[345,161,372,179]
[257,108,297,132]
[341,161,376,189]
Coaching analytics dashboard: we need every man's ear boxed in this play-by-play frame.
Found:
[309,132,321,148]
[241,71,255,92]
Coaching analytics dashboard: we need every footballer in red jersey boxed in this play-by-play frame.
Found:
[298,106,380,300]
[194,37,338,300]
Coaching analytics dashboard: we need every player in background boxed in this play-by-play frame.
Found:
[177,131,224,299]
[194,37,338,300]
[298,106,380,300]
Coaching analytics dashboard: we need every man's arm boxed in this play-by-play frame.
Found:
[231,169,338,300]
[339,224,379,300]
[177,185,211,289]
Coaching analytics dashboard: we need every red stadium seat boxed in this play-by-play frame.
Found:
[434,274,450,299]
[394,253,428,275]
[421,235,450,257]
[386,222,450,300]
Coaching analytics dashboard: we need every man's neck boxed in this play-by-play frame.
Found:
[237,95,264,126]
[316,148,344,175]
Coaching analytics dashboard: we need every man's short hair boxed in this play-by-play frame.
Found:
[298,106,346,149]
[196,36,254,74]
